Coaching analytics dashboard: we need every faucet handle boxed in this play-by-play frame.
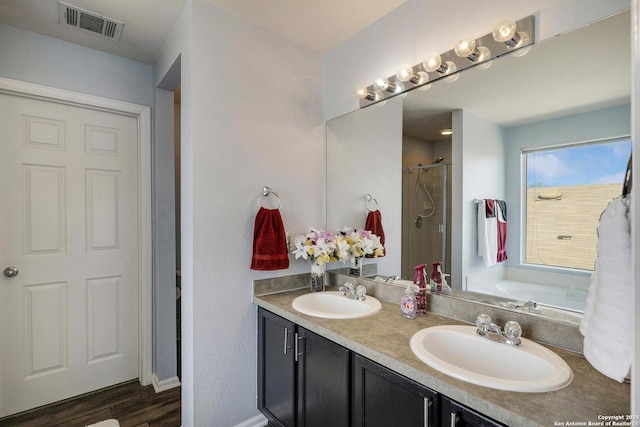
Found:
[339,282,354,296]
[355,285,367,301]
[503,321,522,346]
[476,314,492,334]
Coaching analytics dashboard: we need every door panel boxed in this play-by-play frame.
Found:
[297,327,350,427]
[257,308,296,427]
[353,354,438,427]
[0,93,140,417]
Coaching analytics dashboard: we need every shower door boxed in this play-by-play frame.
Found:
[401,163,452,279]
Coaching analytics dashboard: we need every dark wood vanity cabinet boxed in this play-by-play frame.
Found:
[258,308,504,427]
[441,397,505,427]
[257,308,349,427]
[352,353,438,427]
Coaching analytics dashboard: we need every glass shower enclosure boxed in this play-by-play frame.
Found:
[401,162,452,279]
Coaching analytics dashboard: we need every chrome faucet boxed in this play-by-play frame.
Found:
[385,275,399,283]
[339,282,367,301]
[476,314,522,346]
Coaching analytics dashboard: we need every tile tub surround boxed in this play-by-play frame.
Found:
[252,276,630,427]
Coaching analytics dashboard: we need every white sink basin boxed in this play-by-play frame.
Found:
[410,325,573,392]
[292,291,382,319]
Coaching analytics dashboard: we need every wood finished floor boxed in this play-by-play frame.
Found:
[0,380,181,427]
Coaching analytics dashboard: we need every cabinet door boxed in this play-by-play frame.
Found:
[353,354,438,427]
[258,308,296,427]
[296,327,350,427]
[441,397,505,427]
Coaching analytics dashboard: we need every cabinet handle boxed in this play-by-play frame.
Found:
[283,327,293,354]
[450,412,459,427]
[423,397,431,427]
[294,333,304,362]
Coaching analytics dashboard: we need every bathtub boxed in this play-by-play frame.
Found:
[469,280,587,313]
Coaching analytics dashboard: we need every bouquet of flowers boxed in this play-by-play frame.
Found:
[340,227,385,261]
[291,228,342,266]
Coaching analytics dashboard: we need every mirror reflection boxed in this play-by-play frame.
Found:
[325,10,631,319]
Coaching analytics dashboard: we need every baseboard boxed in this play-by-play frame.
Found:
[151,373,181,393]
[234,413,268,427]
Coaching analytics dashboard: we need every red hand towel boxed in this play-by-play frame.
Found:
[250,207,289,270]
[365,209,385,257]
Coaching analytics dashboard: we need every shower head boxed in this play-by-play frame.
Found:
[433,157,444,164]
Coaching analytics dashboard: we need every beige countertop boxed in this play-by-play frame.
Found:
[253,287,630,427]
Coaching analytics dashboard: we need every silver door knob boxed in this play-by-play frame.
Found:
[3,267,19,278]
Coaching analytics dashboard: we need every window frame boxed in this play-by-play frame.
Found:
[519,135,632,274]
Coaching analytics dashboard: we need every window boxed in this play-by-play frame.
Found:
[524,138,632,271]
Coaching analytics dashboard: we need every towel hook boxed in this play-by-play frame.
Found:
[259,186,281,209]
[366,194,378,212]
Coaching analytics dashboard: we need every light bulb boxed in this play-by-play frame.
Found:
[512,32,531,56]
[374,78,403,94]
[396,64,414,82]
[493,19,530,50]
[455,38,492,64]
[476,46,491,61]
[454,37,476,58]
[373,78,389,91]
[414,71,429,85]
[354,84,384,101]
[493,19,517,43]
[354,84,369,99]
[443,61,458,82]
[423,52,444,73]
[397,65,430,87]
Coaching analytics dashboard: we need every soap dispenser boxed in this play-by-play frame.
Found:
[441,273,452,295]
[400,283,417,319]
[430,262,443,293]
[413,264,427,315]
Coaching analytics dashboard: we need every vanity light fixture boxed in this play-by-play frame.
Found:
[355,15,534,108]
[440,128,453,136]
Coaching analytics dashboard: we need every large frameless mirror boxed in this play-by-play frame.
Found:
[325,10,631,322]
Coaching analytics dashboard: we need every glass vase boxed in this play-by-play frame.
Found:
[310,263,326,292]
[349,257,362,277]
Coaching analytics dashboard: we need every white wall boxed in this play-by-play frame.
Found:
[324,0,630,120]
[452,111,506,288]
[156,0,324,424]
[153,3,195,424]
[152,87,179,386]
[0,23,152,106]
[326,97,403,277]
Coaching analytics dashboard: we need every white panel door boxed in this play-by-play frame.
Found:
[0,93,139,417]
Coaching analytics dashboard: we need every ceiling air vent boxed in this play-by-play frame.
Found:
[59,2,124,41]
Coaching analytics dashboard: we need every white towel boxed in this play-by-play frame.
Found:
[477,200,497,267]
[580,196,632,382]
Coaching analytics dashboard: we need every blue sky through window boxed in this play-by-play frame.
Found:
[526,139,632,187]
